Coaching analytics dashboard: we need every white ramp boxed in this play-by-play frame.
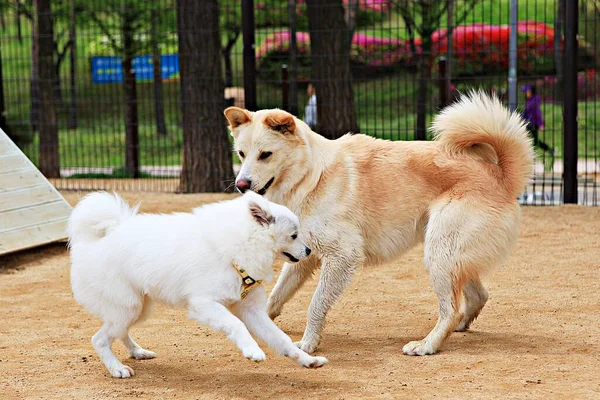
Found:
[0,129,72,256]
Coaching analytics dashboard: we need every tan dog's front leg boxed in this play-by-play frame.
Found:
[296,251,363,354]
[267,257,320,320]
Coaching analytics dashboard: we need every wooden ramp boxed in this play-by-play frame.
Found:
[0,129,72,256]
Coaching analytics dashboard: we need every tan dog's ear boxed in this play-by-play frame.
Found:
[224,107,252,131]
[248,201,273,226]
[263,111,296,135]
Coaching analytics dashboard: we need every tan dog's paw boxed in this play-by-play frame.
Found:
[294,340,318,354]
[267,307,281,321]
[131,349,156,360]
[402,340,436,356]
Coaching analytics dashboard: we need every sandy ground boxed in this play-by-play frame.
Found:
[1,192,599,400]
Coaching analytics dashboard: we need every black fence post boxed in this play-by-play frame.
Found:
[288,0,298,116]
[242,0,257,111]
[563,0,578,204]
[438,57,448,109]
[281,64,289,112]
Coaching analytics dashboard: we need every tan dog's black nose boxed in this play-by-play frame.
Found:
[236,178,252,193]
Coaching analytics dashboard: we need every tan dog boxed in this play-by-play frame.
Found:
[224,91,534,356]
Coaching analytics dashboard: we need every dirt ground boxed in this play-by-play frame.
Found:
[1,192,599,400]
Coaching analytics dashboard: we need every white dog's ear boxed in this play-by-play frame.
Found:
[224,107,252,136]
[248,201,273,226]
[263,111,296,135]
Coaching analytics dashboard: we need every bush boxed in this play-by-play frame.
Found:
[256,21,596,81]
[256,31,415,81]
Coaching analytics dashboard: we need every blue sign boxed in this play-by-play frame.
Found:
[91,54,180,84]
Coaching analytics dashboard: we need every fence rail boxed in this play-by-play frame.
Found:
[0,0,598,204]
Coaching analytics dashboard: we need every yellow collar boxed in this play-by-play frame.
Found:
[232,261,263,299]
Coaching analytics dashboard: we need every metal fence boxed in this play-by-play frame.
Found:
[0,0,598,204]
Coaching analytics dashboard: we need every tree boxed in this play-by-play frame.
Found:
[394,0,480,140]
[83,0,147,177]
[3,0,79,130]
[67,0,76,129]
[220,1,242,88]
[120,1,140,177]
[306,0,359,139]
[84,1,176,140]
[177,0,232,193]
[150,6,167,136]
[35,0,59,177]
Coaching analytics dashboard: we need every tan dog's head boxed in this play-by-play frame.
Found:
[224,107,312,200]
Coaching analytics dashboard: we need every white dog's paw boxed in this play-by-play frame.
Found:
[402,340,436,356]
[242,347,266,362]
[299,355,328,369]
[110,364,135,378]
[131,348,157,360]
[294,340,318,354]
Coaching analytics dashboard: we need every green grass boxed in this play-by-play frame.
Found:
[2,1,598,175]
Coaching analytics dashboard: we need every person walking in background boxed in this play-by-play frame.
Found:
[304,83,317,130]
[521,85,555,162]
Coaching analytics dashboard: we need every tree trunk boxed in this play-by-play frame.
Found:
[222,33,239,88]
[35,0,59,177]
[15,2,22,42]
[0,6,6,30]
[415,36,432,141]
[306,0,359,139]
[151,8,167,136]
[52,62,63,108]
[223,47,233,87]
[30,18,39,130]
[68,0,77,129]
[121,10,139,178]
[177,0,232,193]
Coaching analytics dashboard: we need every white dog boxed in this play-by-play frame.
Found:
[68,191,327,378]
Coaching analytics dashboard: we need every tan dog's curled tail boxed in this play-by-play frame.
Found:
[432,90,535,198]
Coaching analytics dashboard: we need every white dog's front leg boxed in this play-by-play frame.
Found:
[233,289,327,368]
[188,298,266,362]
[297,250,362,354]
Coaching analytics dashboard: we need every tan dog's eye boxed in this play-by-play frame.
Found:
[259,151,272,161]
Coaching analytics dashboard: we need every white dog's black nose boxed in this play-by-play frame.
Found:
[305,247,311,256]
[236,178,252,193]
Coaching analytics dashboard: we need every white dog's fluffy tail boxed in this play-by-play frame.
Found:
[68,192,138,245]
[432,90,535,198]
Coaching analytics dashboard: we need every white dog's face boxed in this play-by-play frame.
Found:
[224,107,310,198]
[269,203,311,263]
[247,194,311,263]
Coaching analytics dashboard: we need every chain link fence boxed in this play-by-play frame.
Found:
[0,0,598,204]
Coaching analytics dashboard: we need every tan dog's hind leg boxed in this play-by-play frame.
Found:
[267,257,320,320]
[403,198,519,356]
[404,199,477,356]
[455,278,489,332]
[402,264,466,356]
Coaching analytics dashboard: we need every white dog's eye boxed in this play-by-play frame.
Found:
[238,151,245,159]
[291,233,297,240]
